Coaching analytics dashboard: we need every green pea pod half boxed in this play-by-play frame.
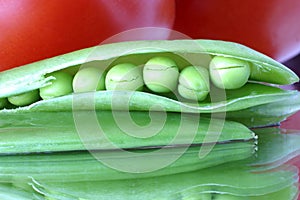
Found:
[0,40,299,127]
[0,111,255,154]
[27,161,299,200]
[0,143,255,184]
[0,128,297,184]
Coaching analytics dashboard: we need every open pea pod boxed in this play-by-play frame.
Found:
[0,40,298,127]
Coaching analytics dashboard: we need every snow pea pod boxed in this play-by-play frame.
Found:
[0,40,298,118]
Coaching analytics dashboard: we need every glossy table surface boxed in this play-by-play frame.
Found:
[281,55,300,200]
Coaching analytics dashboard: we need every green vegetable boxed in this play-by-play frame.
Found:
[0,39,299,199]
[105,63,143,91]
[0,111,254,153]
[143,56,179,93]
[39,71,73,100]
[0,83,297,128]
[7,90,40,107]
[73,67,106,93]
[1,128,298,199]
[209,56,250,89]
[225,90,300,127]
[0,40,298,127]
[1,39,297,100]
[0,142,254,183]
[178,66,210,101]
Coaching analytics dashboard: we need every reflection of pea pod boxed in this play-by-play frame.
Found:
[1,128,299,199]
[250,128,300,169]
[26,160,298,200]
[0,143,254,183]
[0,40,299,126]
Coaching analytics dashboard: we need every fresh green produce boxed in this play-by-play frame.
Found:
[143,56,179,93]
[7,90,40,106]
[0,128,298,199]
[72,67,106,93]
[0,40,299,199]
[0,40,298,127]
[0,111,255,154]
[1,128,297,184]
[39,71,73,100]
[105,63,143,91]
[209,56,250,89]
[0,142,254,183]
[0,40,297,105]
[178,66,210,101]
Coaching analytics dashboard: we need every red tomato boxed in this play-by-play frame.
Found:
[0,0,175,71]
[174,0,300,62]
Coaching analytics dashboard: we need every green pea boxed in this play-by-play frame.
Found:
[178,66,210,101]
[61,65,80,76]
[73,67,106,93]
[143,56,179,93]
[105,63,143,91]
[0,98,9,109]
[40,71,73,100]
[209,56,250,89]
[7,90,40,106]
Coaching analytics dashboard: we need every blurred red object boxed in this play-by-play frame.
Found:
[174,0,300,62]
[0,0,175,71]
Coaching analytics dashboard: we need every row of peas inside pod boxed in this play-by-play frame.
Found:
[2,55,250,108]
